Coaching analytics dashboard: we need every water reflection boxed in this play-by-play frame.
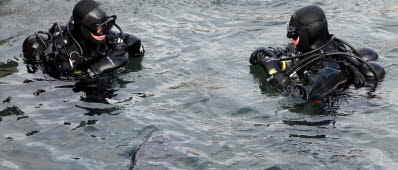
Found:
[280,94,351,115]
[249,65,279,95]
[73,76,121,104]
[122,55,144,73]
[71,120,99,130]
[0,95,26,121]
[75,104,121,116]
[72,56,143,103]
[0,60,18,78]
[0,105,25,121]
[27,56,143,104]
[251,66,352,140]
[277,95,354,140]
[283,119,335,127]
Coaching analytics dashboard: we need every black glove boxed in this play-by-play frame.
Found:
[250,47,278,65]
[113,42,128,51]
[260,57,282,77]
[122,33,144,57]
[111,40,128,56]
[268,72,291,91]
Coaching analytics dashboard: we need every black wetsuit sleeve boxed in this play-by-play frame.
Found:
[250,44,296,65]
[87,52,128,77]
[268,43,296,58]
[267,61,347,100]
[83,31,136,77]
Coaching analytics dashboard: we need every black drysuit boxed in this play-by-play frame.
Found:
[251,38,384,100]
[23,23,144,80]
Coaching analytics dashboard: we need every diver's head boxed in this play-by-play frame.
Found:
[287,5,331,52]
[72,0,116,44]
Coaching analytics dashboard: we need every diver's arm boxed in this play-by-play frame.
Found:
[121,33,144,57]
[261,59,348,100]
[251,50,297,95]
[268,43,296,58]
[259,57,294,92]
[82,33,134,78]
[267,72,303,97]
[263,70,301,98]
[250,48,278,65]
[250,44,295,65]
[86,53,128,77]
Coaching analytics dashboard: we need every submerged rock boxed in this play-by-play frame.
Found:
[131,131,197,170]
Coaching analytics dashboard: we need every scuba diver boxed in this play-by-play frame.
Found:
[22,0,144,80]
[250,5,385,101]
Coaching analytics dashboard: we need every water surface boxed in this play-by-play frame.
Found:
[0,0,397,169]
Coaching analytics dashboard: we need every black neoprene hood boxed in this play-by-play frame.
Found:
[72,0,111,44]
[73,0,101,24]
[287,5,331,52]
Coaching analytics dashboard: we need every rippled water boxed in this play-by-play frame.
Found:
[0,0,398,169]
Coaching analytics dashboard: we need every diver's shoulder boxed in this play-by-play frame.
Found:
[48,23,69,35]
